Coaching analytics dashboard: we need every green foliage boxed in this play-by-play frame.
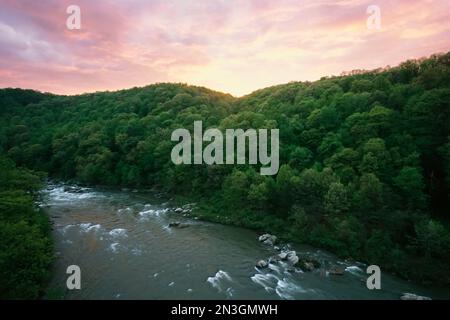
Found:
[413,219,450,258]
[324,182,349,216]
[0,157,53,299]
[393,166,427,210]
[222,169,249,208]
[1,53,450,285]
[365,229,394,263]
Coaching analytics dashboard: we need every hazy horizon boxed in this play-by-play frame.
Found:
[2,50,448,98]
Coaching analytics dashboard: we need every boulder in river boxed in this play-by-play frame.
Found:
[258,234,277,246]
[295,255,321,272]
[302,256,321,268]
[168,221,189,228]
[303,262,315,272]
[256,260,269,268]
[174,208,183,213]
[328,265,345,275]
[287,253,299,265]
[181,204,195,213]
[285,250,296,258]
[400,293,432,300]
[277,251,322,271]
[169,221,180,227]
[278,252,289,260]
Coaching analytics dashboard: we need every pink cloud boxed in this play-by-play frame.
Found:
[0,0,449,96]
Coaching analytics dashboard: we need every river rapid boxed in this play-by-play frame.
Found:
[41,183,449,300]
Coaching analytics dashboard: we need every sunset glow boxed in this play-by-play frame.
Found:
[1,0,449,96]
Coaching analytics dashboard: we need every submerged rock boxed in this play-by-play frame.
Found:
[292,254,322,272]
[169,221,180,227]
[328,265,345,275]
[168,221,189,228]
[400,293,432,300]
[303,262,315,272]
[256,260,269,268]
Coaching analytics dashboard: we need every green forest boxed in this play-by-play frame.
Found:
[0,157,53,298]
[1,52,449,297]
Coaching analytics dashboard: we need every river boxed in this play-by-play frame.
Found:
[40,183,449,300]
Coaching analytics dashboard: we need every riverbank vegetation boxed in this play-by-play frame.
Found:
[0,52,449,287]
[0,157,53,298]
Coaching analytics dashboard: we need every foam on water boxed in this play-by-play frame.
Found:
[225,287,234,298]
[345,265,364,276]
[207,270,233,293]
[118,207,133,214]
[79,223,91,230]
[268,263,282,274]
[131,248,142,256]
[138,208,169,222]
[60,224,75,234]
[79,222,101,233]
[109,242,119,253]
[139,209,155,216]
[46,186,103,204]
[275,278,306,300]
[109,228,127,237]
[250,273,279,292]
[87,224,101,232]
[79,223,101,233]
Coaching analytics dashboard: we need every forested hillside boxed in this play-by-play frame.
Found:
[0,157,53,298]
[1,53,449,286]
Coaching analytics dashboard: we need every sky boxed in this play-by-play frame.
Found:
[0,0,449,97]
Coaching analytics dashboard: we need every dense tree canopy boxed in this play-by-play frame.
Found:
[1,53,449,286]
[0,157,52,299]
